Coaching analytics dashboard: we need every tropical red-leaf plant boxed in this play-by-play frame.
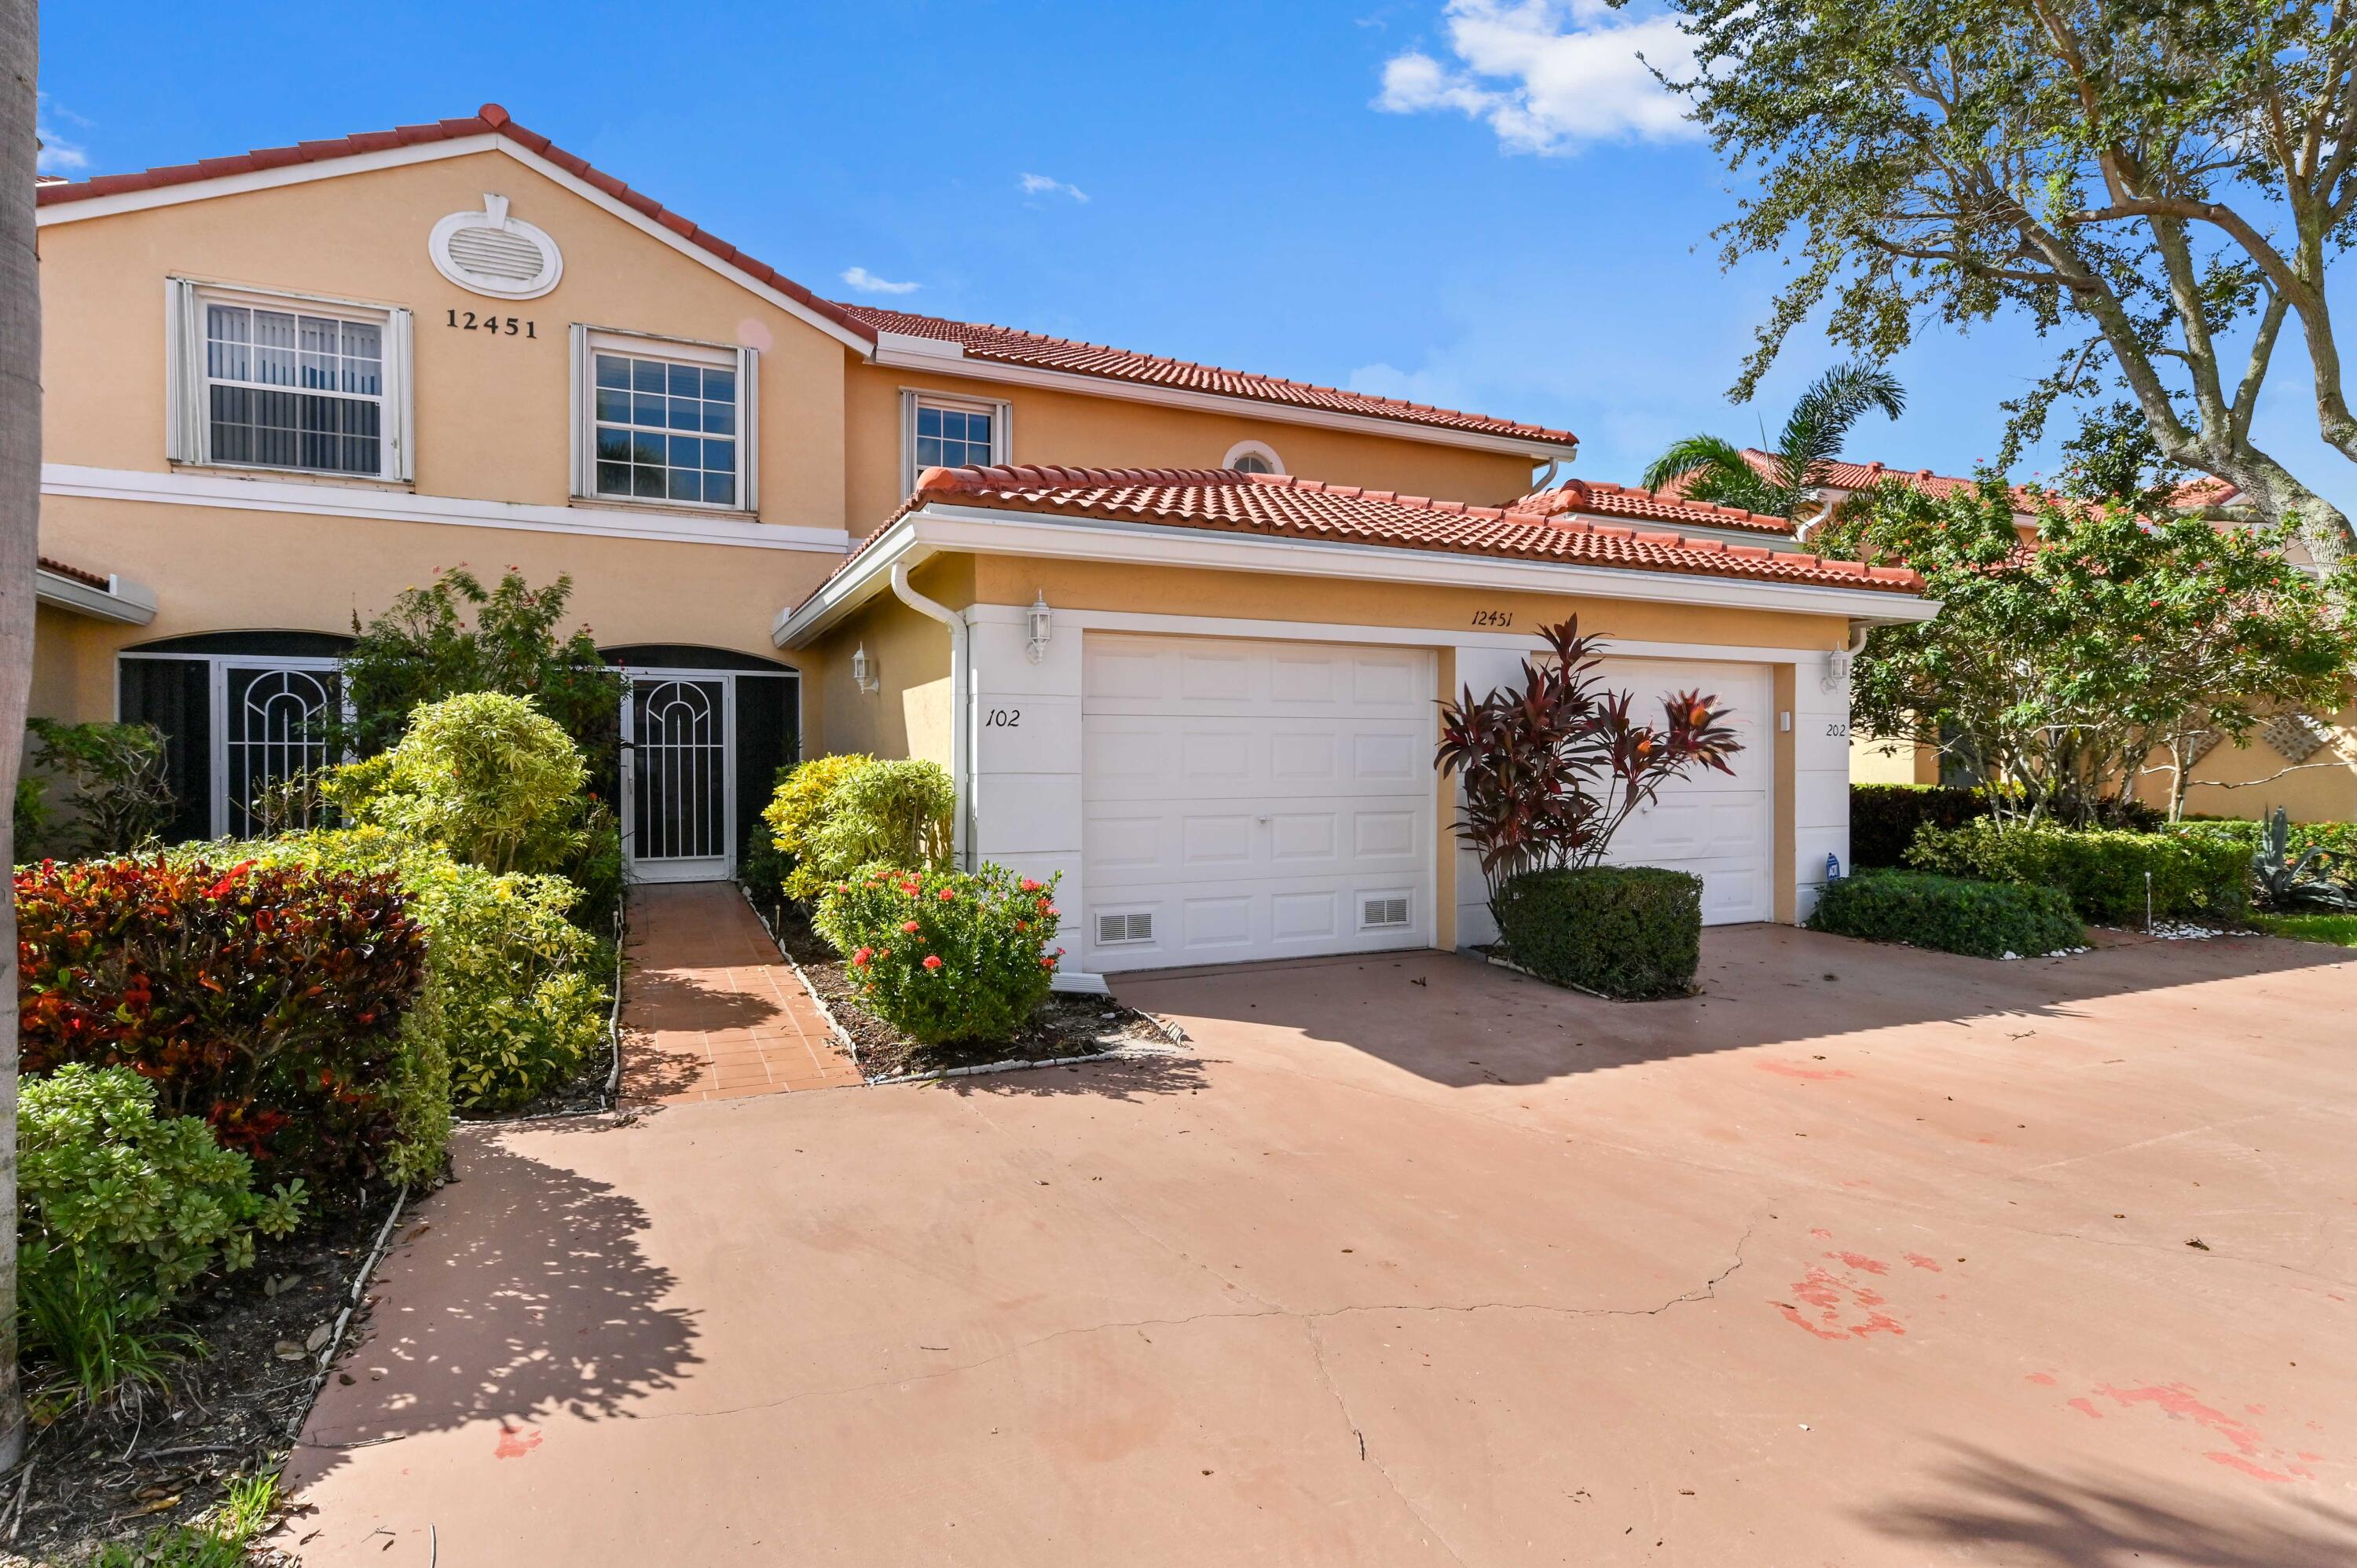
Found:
[1435,617,1743,915]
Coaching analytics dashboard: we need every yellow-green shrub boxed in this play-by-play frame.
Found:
[762,754,871,902]
[327,691,587,876]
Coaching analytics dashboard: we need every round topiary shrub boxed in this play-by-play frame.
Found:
[1493,865,1703,999]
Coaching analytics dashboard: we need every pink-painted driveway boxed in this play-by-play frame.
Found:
[284,927,2357,1565]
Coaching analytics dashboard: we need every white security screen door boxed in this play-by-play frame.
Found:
[220,665,340,838]
[624,673,734,882]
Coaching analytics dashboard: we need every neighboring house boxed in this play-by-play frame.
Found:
[35,103,1934,988]
[1725,448,2354,822]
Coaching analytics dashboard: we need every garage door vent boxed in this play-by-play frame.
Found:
[1097,910,1155,945]
[1360,896,1410,929]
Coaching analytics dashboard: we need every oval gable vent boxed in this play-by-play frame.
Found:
[430,194,563,300]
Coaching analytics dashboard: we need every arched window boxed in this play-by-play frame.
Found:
[1222,440,1284,476]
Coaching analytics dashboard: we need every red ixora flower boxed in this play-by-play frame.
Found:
[1040,954,1058,969]
[923,954,944,970]
[1019,877,1043,892]
[852,947,874,967]
[937,888,955,903]
[901,920,920,934]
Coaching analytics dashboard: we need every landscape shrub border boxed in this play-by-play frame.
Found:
[1905,819,2249,926]
[1808,869,2086,959]
[1848,783,1992,869]
[813,862,1065,1045]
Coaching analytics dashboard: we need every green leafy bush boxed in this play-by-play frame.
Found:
[1808,870,2085,958]
[764,756,953,903]
[815,863,1062,1045]
[739,762,799,908]
[1906,819,2249,925]
[1491,866,1703,999]
[22,718,177,858]
[763,753,869,903]
[1849,783,1992,868]
[328,691,588,876]
[22,1065,303,1406]
[216,828,607,1116]
[18,856,431,1185]
[2168,815,2357,868]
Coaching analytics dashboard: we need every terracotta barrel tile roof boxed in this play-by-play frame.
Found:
[39,104,1575,452]
[37,555,110,590]
[828,464,1922,603]
[834,302,1574,446]
[1512,478,1796,536]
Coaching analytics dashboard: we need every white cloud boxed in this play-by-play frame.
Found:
[36,92,90,174]
[1375,0,1697,153]
[840,266,919,295]
[1018,172,1089,203]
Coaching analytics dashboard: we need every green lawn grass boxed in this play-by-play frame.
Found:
[2253,912,2357,948]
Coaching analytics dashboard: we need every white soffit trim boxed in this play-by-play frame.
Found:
[44,463,850,553]
[35,569,157,625]
[773,504,1938,647]
[867,346,1580,460]
[37,138,878,356]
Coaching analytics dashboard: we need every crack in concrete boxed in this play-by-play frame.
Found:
[1301,1313,1469,1568]
[624,1225,1757,1426]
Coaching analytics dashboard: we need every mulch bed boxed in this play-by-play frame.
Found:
[766,903,1171,1082]
[1,1192,401,1564]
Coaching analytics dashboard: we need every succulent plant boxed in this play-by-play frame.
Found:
[2254,807,2357,911]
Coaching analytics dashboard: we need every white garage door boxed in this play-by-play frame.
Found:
[1082,634,1435,973]
[1596,658,1773,924]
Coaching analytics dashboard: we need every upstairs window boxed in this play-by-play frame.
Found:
[167,280,412,481]
[1222,439,1285,475]
[572,328,759,511]
[900,390,1010,492]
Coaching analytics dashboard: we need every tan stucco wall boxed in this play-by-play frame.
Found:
[807,556,974,766]
[2136,700,2357,823]
[1849,731,1939,786]
[40,148,849,533]
[967,553,1854,654]
[843,362,1541,536]
[35,494,821,724]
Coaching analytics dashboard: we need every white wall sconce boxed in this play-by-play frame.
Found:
[852,643,880,694]
[1026,590,1054,665]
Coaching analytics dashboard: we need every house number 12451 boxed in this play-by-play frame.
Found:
[446,310,537,337]
[984,708,1021,727]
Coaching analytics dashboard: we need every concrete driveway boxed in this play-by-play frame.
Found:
[285,928,2357,1566]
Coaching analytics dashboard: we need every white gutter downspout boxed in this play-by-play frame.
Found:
[890,561,971,869]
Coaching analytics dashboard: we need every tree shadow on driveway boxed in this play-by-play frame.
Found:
[1865,1445,2357,1566]
[1116,925,2357,1087]
[284,1127,702,1486]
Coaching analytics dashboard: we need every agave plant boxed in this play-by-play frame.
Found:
[2254,806,2357,911]
[1435,617,1743,910]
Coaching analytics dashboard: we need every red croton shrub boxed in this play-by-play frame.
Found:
[17,857,430,1187]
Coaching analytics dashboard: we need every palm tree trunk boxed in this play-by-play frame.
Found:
[0,0,41,1472]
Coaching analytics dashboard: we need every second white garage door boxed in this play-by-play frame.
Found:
[1081,634,1435,974]
[1594,658,1774,924]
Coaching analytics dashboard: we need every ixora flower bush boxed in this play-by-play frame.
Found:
[1435,616,1743,999]
[21,1065,305,1405]
[18,856,433,1187]
[815,864,1064,1045]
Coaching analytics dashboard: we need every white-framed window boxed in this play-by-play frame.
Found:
[570,326,759,511]
[166,278,414,481]
[900,389,1010,492]
[1222,438,1284,475]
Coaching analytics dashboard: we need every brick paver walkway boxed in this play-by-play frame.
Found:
[619,883,862,1104]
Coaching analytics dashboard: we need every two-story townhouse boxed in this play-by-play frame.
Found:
[33,104,1934,987]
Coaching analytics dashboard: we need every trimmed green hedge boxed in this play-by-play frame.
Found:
[1493,866,1702,1000]
[1808,870,2084,958]
[1849,784,1992,869]
[1906,819,2249,926]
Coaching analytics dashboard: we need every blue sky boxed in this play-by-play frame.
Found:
[38,0,2355,512]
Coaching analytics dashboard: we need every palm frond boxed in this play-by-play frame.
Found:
[1641,434,1761,494]
[1776,361,1906,490]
